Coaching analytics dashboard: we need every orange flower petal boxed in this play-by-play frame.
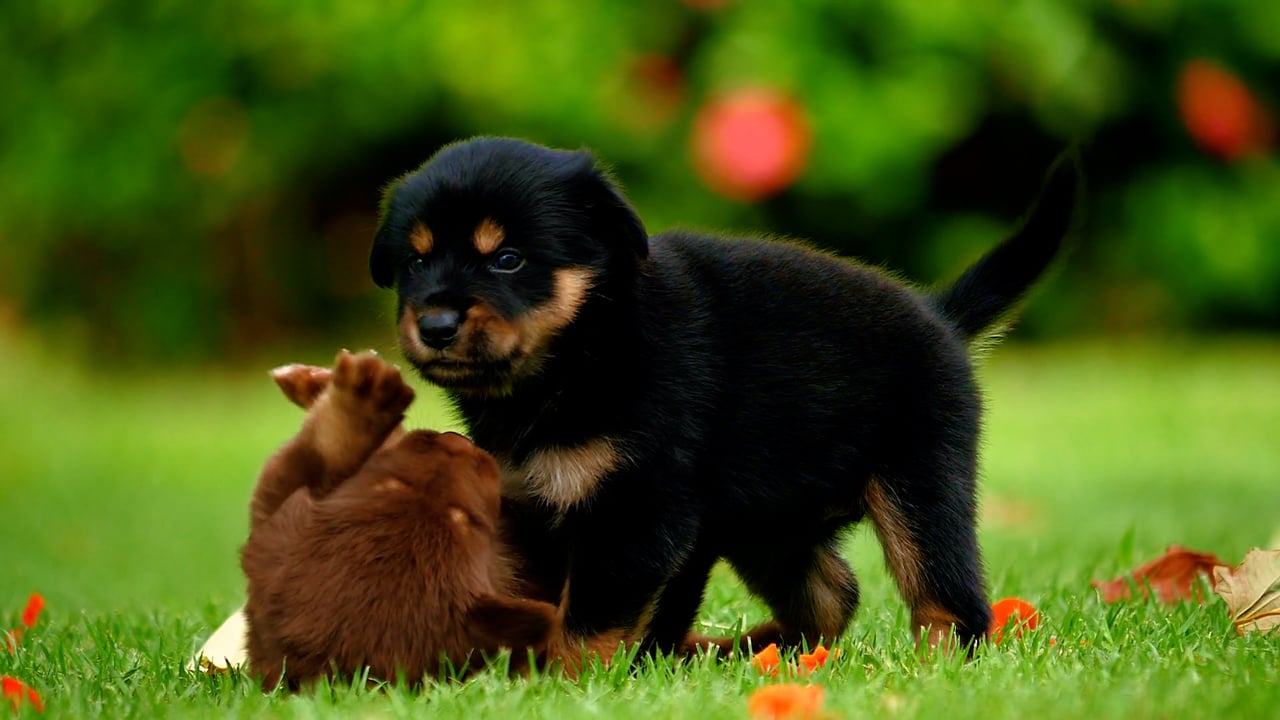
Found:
[748,683,825,720]
[989,597,1040,643]
[797,645,830,675]
[751,643,782,677]
[21,594,44,630]
[2,676,44,713]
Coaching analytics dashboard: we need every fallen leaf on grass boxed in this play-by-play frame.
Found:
[748,683,826,720]
[1092,545,1226,604]
[1,677,44,714]
[1213,548,1280,635]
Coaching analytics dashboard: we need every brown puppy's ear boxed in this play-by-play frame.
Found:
[466,594,558,656]
[271,364,333,409]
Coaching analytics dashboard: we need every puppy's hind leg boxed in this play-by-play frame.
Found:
[865,455,992,651]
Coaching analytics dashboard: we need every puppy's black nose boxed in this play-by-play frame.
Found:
[417,309,461,350]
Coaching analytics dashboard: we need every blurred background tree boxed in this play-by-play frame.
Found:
[1,0,1276,365]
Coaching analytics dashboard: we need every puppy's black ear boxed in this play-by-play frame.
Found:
[369,180,407,289]
[590,168,649,260]
[369,221,402,289]
[562,151,648,260]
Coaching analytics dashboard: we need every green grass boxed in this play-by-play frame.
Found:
[2,333,1279,718]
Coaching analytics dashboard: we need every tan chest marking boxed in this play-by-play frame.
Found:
[501,437,627,511]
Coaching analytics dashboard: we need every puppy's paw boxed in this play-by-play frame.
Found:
[271,364,332,409]
[330,350,416,425]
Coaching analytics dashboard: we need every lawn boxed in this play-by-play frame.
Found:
[2,333,1278,718]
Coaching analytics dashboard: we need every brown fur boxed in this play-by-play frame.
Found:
[241,351,559,691]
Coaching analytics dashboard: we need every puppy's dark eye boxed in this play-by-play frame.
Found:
[489,248,524,274]
[406,256,427,273]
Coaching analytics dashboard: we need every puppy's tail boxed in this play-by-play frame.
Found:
[929,149,1083,343]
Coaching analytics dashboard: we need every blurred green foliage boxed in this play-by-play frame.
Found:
[1,0,1277,363]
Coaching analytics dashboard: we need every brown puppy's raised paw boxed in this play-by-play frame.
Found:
[271,364,333,410]
[329,350,416,435]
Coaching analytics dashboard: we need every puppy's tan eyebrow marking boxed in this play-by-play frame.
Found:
[472,218,505,255]
[410,222,434,254]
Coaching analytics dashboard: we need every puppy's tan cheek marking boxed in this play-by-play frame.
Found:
[514,268,594,357]
[398,306,431,360]
[523,437,626,511]
[410,222,434,254]
[472,218,504,255]
[465,302,520,358]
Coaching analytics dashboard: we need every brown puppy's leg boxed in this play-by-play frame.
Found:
[250,351,414,528]
[272,360,410,447]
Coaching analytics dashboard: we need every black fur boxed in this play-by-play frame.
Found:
[369,136,1081,656]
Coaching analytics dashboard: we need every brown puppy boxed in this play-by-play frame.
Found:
[240,350,559,691]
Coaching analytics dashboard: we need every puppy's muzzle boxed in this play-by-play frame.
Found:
[417,308,462,350]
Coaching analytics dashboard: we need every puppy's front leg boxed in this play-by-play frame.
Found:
[250,351,414,528]
[304,350,415,492]
[546,508,693,677]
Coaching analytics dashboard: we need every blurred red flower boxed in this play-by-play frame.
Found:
[747,683,826,720]
[751,642,783,677]
[2,677,44,714]
[20,595,43,631]
[797,645,831,676]
[5,594,45,653]
[691,87,812,202]
[1177,60,1273,161]
[988,597,1040,643]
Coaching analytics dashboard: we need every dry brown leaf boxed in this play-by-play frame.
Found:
[1091,545,1226,604]
[1213,548,1280,635]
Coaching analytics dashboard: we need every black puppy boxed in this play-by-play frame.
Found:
[369,137,1079,663]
